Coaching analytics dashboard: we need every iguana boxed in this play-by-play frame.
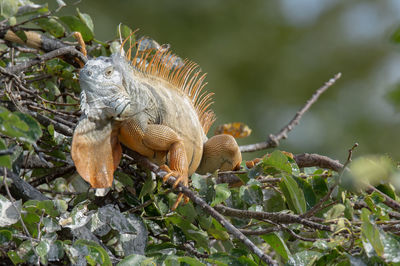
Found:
[71,36,242,208]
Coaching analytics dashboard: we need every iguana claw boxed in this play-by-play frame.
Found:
[160,164,189,210]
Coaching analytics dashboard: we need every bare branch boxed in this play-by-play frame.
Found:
[240,73,342,153]
[3,46,86,75]
[214,204,331,232]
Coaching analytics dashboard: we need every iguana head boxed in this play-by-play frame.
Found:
[79,55,131,120]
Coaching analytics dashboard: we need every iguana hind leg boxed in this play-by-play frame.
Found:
[197,134,242,175]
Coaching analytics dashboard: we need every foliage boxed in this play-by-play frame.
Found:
[1,1,400,265]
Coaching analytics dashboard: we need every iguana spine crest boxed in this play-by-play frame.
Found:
[121,36,216,134]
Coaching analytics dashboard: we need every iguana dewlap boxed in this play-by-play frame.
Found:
[71,42,242,204]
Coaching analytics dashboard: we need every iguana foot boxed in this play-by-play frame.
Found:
[160,164,189,210]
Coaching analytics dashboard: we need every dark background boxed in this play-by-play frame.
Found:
[49,0,400,161]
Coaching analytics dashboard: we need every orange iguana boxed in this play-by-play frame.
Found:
[71,36,242,208]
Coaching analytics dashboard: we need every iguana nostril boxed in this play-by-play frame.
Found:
[87,70,92,76]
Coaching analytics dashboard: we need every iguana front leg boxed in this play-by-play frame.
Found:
[142,124,189,188]
[120,122,189,209]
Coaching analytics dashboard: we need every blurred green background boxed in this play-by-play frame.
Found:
[52,0,400,161]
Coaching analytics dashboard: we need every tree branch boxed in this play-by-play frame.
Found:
[240,73,342,153]
[3,46,86,75]
[0,167,48,201]
[124,149,278,265]
[214,204,331,232]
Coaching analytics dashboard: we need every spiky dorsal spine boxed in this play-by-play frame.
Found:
[120,36,216,134]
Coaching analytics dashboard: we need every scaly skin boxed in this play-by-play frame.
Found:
[71,49,242,208]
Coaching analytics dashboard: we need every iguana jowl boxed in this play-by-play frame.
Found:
[71,39,242,206]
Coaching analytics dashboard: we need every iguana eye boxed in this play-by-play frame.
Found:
[104,67,114,78]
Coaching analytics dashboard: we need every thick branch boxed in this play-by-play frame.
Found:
[0,168,48,201]
[294,153,343,171]
[4,46,86,75]
[214,204,331,232]
[240,73,341,153]
[124,149,277,265]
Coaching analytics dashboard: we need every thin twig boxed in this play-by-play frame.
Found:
[3,167,40,260]
[301,143,358,218]
[240,73,342,153]
[128,198,154,213]
[0,146,16,156]
[37,210,45,241]
[240,227,279,235]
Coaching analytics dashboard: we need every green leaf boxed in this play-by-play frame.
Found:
[48,240,65,262]
[343,198,353,220]
[0,107,42,144]
[211,183,231,207]
[177,202,197,224]
[360,208,384,257]
[16,3,48,16]
[0,194,21,226]
[178,256,206,266]
[166,215,208,249]
[288,250,322,265]
[74,239,111,266]
[119,23,135,40]
[191,173,214,203]
[35,17,65,38]
[264,150,292,174]
[375,184,396,200]
[262,233,291,261]
[263,188,285,212]
[380,232,400,263]
[145,242,177,256]
[139,176,156,199]
[7,250,25,264]
[207,218,229,240]
[295,177,316,210]
[0,138,11,168]
[311,172,329,200]
[14,30,27,42]
[43,217,61,233]
[13,112,42,143]
[59,16,94,42]
[280,174,306,214]
[0,0,18,18]
[0,229,12,244]
[115,171,134,187]
[239,182,263,205]
[77,8,94,33]
[36,240,50,265]
[117,254,154,266]
[324,204,345,220]
[238,256,259,266]
[37,200,61,217]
